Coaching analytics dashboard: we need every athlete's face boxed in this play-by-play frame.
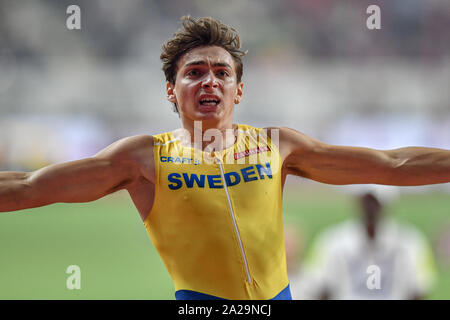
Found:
[166,45,243,125]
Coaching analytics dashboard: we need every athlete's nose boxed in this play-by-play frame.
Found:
[201,71,219,89]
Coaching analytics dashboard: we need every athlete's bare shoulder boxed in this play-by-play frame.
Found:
[95,134,155,184]
[263,126,310,162]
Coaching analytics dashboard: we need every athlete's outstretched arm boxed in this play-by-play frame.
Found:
[0,135,154,212]
[277,127,450,186]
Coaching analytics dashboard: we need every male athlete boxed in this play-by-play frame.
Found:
[0,16,449,300]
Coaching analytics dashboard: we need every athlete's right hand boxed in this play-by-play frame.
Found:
[0,135,154,212]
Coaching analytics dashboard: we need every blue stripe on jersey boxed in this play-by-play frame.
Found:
[175,284,292,300]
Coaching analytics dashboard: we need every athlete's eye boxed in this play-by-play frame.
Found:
[186,69,201,77]
[216,70,229,77]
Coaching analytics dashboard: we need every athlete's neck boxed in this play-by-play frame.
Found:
[177,119,237,152]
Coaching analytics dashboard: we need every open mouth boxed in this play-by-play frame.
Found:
[199,98,220,106]
[199,94,221,107]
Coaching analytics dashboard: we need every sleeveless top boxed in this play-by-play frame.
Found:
[144,123,290,299]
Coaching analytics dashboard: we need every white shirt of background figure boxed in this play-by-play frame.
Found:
[289,192,436,300]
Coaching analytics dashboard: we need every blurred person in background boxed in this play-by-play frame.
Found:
[0,15,449,300]
[285,224,305,279]
[0,143,6,171]
[290,189,436,300]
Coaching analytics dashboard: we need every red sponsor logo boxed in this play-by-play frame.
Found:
[234,146,270,160]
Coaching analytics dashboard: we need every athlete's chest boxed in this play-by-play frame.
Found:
[157,139,280,190]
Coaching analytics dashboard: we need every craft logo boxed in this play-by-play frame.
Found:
[160,156,201,165]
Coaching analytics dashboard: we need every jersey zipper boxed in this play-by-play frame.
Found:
[216,158,252,284]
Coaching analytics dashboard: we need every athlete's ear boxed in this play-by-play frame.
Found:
[234,82,244,105]
[166,82,177,103]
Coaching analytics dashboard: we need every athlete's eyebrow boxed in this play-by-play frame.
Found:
[184,60,233,69]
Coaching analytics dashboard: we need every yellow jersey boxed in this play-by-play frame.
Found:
[144,124,290,300]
